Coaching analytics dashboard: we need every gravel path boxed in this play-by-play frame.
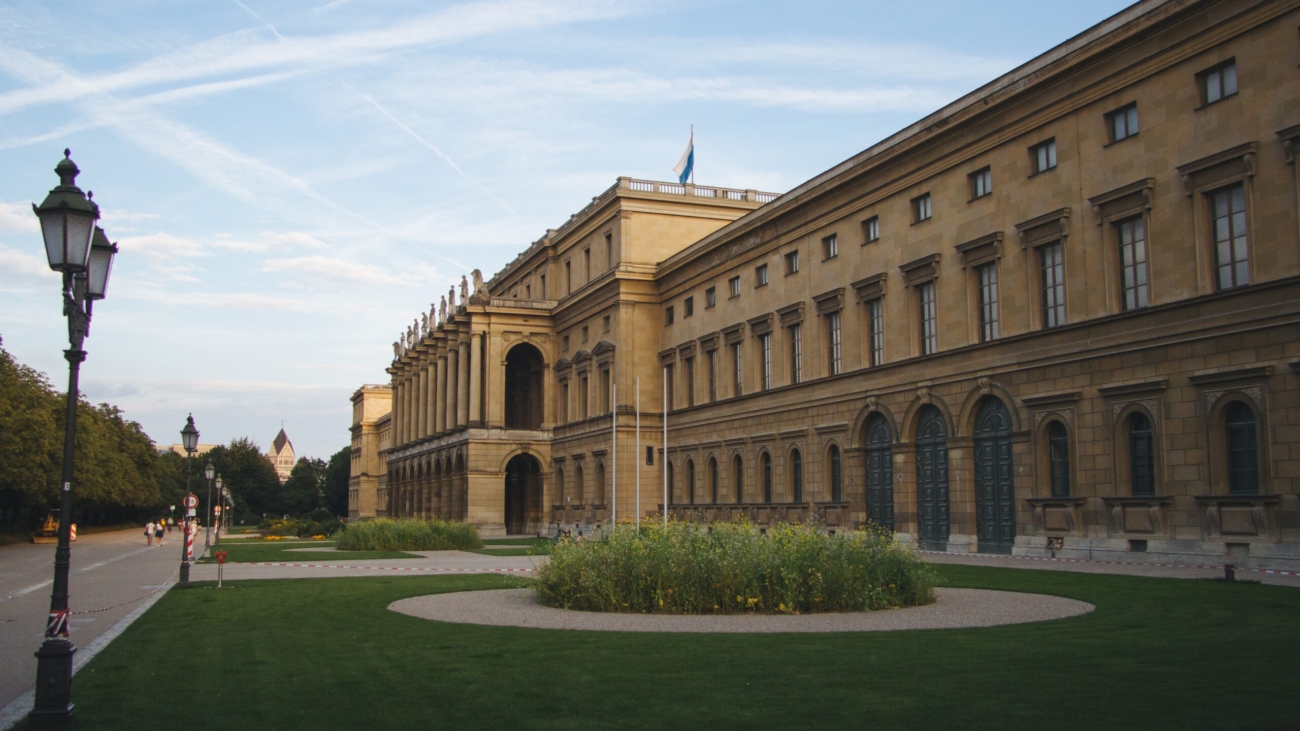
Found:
[389,588,1092,633]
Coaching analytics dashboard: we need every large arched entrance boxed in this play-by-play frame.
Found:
[504,453,542,535]
[915,406,950,551]
[974,397,1015,553]
[505,344,545,429]
[864,413,894,531]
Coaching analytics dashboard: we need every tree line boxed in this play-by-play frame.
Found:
[0,337,349,530]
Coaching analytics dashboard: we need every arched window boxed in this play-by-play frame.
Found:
[791,449,803,502]
[1048,422,1070,497]
[556,466,566,504]
[504,343,545,429]
[575,465,585,505]
[666,461,674,506]
[1225,402,1259,495]
[1129,412,1155,497]
[733,455,744,503]
[829,445,842,502]
[687,460,696,504]
[595,462,606,505]
[762,452,773,503]
[709,458,719,503]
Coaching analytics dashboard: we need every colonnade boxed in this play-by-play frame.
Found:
[389,324,484,449]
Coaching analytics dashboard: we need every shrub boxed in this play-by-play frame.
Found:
[334,518,482,551]
[534,521,936,614]
[259,517,343,538]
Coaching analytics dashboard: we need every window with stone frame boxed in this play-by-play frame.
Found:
[1031,138,1057,174]
[1199,59,1237,106]
[969,167,992,199]
[829,445,842,502]
[785,250,799,275]
[664,364,674,412]
[789,324,802,384]
[863,215,880,243]
[600,367,611,414]
[1107,102,1139,143]
[1129,412,1155,496]
[822,234,838,260]
[664,306,674,326]
[1225,401,1259,495]
[708,350,718,402]
[762,452,773,503]
[912,193,932,223]
[1040,241,1066,328]
[1048,421,1070,497]
[705,287,716,308]
[684,296,694,318]
[732,342,743,397]
[756,264,769,287]
[918,282,937,355]
[827,311,842,376]
[867,298,884,366]
[1210,183,1249,290]
[1117,216,1149,310]
[729,276,741,298]
[580,374,590,419]
[684,356,695,407]
[760,333,772,390]
[976,262,1000,342]
[791,449,803,502]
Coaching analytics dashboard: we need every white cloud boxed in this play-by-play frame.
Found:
[0,202,40,234]
[260,255,440,288]
[0,245,57,283]
[117,232,207,261]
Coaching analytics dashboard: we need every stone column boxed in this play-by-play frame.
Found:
[426,359,436,437]
[457,340,470,427]
[416,366,427,440]
[436,355,449,434]
[447,346,460,431]
[469,332,483,426]
[397,380,407,445]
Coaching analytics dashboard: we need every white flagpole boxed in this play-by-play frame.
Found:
[611,382,617,530]
[635,377,641,530]
[663,366,668,527]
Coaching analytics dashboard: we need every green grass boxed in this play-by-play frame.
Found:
[195,540,419,563]
[466,537,552,556]
[26,564,1300,730]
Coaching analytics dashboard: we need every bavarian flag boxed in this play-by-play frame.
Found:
[673,128,694,185]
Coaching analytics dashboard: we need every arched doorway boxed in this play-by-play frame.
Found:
[505,343,545,429]
[974,397,1015,554]
[864,413,894,531]
[915,406,949,551]
[504,454,542,535]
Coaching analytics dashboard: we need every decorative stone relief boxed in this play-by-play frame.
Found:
[1032,504,1045,533]
[917,386,931,405]
[1111,397,1159,420]
[1203,385,1263,413]
[1206,504,1221,537]
[978,377,991,396]
[1149,505,1163,535]
[1112,504,1123,532]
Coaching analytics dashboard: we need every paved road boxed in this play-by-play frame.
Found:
[0,527,201,713]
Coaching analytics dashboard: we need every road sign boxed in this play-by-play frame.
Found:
[186,508,196,517]
[183,494,198,509]
[213,506,222,514]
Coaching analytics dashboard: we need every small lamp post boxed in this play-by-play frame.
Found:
[178,415,198,588]
[30,149,115,722]
[213,477,224,545]
[204,460,215,550]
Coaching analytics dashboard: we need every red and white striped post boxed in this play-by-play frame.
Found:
[185,520,195,562]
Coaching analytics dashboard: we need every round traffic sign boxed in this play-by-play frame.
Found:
[183,494,198,509]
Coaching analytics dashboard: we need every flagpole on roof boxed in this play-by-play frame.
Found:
[690,125,695,185]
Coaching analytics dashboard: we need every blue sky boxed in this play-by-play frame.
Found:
[0,0,1132,459]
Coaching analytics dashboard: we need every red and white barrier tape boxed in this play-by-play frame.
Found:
[916,549,1300,577]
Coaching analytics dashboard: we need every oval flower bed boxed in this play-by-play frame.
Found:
[534,521,936,614]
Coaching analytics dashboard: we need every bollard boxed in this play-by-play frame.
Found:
[1223,564,1235,582]
[216,550,228,588]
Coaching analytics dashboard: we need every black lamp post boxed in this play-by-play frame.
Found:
[29,150,116,723]
[178,415,198,588]
[213,478,224,545]
[203,460,215,550]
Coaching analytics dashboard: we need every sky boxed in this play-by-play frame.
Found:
[0,0,1133,460]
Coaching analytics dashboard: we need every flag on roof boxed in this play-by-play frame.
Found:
[672,127,694,185]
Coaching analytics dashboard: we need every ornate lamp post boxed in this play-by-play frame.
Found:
[178,415,199,588]
[29,150,116,722]
[212,477,224,545]
[203,460,215,550]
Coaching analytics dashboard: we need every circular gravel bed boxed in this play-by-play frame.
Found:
[389,588,1092,633]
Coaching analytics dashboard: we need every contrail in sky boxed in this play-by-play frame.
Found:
[231,0,520,218]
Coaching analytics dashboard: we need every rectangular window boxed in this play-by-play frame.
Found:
[912,193,932,223]
[728,276,741,298]
[970,167,992,199]
[731,342,743,397]
[565,261,572,295]
[827,312,842,376]
[760,334,772,390]
[664,364,674,412]
[919,282,937,355]
[1031,139,1057,174]
[867,298,884,366]
[583,248,591,280]
[602,315,610,332]
[756,264,769,287]
[708,350,717,402]
[561,382,569,422]
[525,284,531,298]
[785,251,799,274]
[976,263,999,342]
[705,287,716,308]
[1200,59,1237,105]
[600,368,611,414]
[604,233,613,269]
[790,324,802,384]
[684,357,695,407]
[540,274,546,298]
[1210,183,1249,290]
[580,375,589,419]
[664,306,674,326]
[863,216,880,243]
[684,297,694,318]
[1117,216,1149,309]
[822,234,838,259]
[1040,242,1066,328]
[563,334,570,351]
[1107,103,1139,143]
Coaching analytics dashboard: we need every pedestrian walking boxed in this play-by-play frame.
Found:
[155,520,166,546]
[144,520,155,546]
[166,518,173,534]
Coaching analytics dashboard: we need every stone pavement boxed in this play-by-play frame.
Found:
[919,549,1300,588]
[187,549,542,581]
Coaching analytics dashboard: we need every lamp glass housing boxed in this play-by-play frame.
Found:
[204,461,215,481]
[214,476,223,490]
[38,206,97,274]
[181,415,199,452]
[85,227,117,300]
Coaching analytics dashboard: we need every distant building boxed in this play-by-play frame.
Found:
[348,385,393,519]
[160,443,219,458]
[269,428,295,482]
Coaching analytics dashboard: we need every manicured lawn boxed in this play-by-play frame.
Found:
[468,537,552,556]
[28,566,1299,731]
[194,540,419,563]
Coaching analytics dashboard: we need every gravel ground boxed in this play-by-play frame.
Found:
[388,588,1093,633]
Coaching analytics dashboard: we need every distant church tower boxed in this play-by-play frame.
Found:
[269,427,295,483]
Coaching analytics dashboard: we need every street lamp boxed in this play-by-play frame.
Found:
[178,415,198,588]
[29,149,114,722]
[213,476,224,546]
[204,460,215,550]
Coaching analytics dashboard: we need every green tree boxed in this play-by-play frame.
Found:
[282,457,328,517]
[0,340,59,527]
[207,438,281,523]
[324,446,350,517]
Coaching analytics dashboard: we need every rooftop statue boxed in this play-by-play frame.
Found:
[460,275,469,304]
[448,284,456,310]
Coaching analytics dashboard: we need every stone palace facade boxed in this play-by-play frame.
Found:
[355,0,1300,569]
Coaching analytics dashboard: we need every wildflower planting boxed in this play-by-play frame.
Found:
[334,518,482,551]
[534,521,935,614]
